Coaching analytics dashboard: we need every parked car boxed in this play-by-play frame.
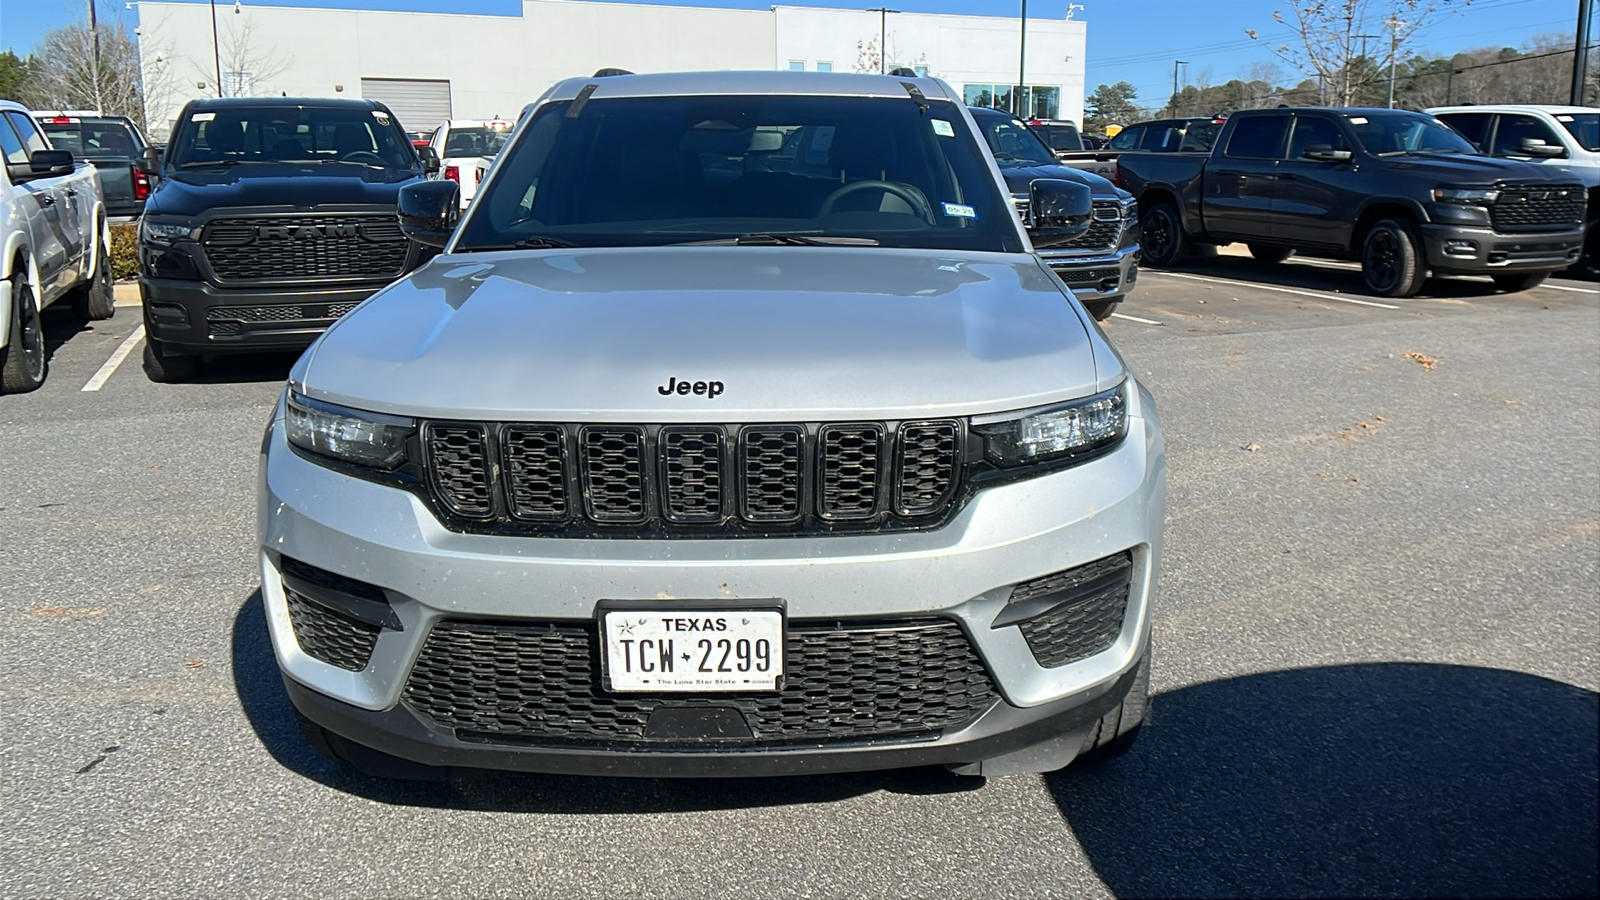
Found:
[33,110,151,222]
[136,96,438,382]
[1106,116,1228,153]
[1118,106,1585,296]
[1430,104,1600,273]
[406,129,434,150]
[426,118,515,210]
[1024,117,1122,180]
[971,106,1139,320]
[1,99,114,394]
[263,71,1164,781]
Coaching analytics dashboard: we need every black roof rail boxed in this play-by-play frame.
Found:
[593,68,633,78]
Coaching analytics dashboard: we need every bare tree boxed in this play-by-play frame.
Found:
[192,12,290,97]
[18,1,143,124]
[851,35,930,77]
[1247,0,1468,106]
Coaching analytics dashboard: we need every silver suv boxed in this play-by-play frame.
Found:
[259,71,1166,779]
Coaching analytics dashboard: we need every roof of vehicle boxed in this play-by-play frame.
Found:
[181,96,391,111]
[1232,106,1431,116]
[1427,104,1600,115]
[541,70,960,104]
[0,99,28,114]
[1131,115,1226,126]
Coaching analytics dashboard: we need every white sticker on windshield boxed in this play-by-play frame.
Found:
[942,202,978,219]
[1348,116,1369,125]
[932,119,955,137]
[191,112,216,122]
[1558,114,1575,122]
[371,111,391,125]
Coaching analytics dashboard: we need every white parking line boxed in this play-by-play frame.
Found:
[1150,270,1401,309]
[1111,312,1164,325]
[1542,283,1600,294]
[81,325,144,392]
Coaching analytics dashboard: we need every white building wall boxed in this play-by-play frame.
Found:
[135,0,1085,140]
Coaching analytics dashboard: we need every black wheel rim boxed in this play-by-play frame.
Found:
[1366,228,1399,289]
[19,290,44,380]
[1145,210,1173,261]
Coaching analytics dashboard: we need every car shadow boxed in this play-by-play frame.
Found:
[193,350,302,385]
[1180,255,1534,300]
[231,590,983,812]
[1048,662,1599,899]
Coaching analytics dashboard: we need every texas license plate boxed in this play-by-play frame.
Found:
[601,609,784,692]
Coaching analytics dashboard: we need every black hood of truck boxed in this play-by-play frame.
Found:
[1375,152,1583,185]
[145,162,422,217]
[994,161,1116,198]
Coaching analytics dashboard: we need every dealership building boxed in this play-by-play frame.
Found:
[134,0,1087,138]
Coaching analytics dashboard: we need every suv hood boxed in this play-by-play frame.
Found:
[299,247,1107,422]
[146,163,420,217]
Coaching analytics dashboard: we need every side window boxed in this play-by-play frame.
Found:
[1178,122,1220,152]
[1142,125,1177,151]
[1438,112,1492,150]
[1491,114,1563,156]
[0,117,28,165]
[1107,126,1142,150]
[4,111,48,155]
[1287,116,1348,159]
[1224,116,1289,160]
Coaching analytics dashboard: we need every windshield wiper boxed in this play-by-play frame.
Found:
[177,159,247,168]
[679,233,880,246]
[462,236,580,251]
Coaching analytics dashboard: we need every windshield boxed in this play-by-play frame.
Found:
[37,119,144,158]
[167,105,417,168]
[1032,124,1081,152]
[442,125,514,157]
[973,113,1057,166]
[1556,112,1600,151]
[457,94,1023,253]
[1347,112,1479,156]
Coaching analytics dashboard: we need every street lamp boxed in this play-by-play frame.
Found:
[1171,60,1188,116]
[1017,0,1027,117]
[867,7,899,74]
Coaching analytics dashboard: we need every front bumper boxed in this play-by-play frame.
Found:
[139,276,388,355]
[1038,244,1140,303]
[1420,223,1584,273]
[258,386,1165,776]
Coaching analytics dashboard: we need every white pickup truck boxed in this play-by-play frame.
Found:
[1,99,113,394]
[426,118,514,210]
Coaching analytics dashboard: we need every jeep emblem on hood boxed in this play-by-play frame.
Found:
[657,377,724,398]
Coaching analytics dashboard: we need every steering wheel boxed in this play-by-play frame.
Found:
[818,180,936,225]
[343,150,388,165]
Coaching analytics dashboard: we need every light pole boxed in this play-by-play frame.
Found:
[210,0,224,97]
[867,7,899,74]
[1572,0,1592,106]
[1387,16,1401,108]
[1171,59,1188,116]
[1017,0,1027,117]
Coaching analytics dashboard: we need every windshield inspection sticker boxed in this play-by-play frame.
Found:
[191,112,216,122]
[1348,116,1369,125]
[942,202,978,219]
[371,111,391,125]
[932,119,955,137]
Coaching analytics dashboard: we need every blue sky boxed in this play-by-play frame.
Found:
[1,0,1584,108]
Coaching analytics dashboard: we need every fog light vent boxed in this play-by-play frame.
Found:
[996,551,1134,668]
[280,557,399,672]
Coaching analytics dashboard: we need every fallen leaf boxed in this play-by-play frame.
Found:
[31,607,106,617]
[1243,442,1262,452]
[1404,351,1439,371]
[185,660,205,669]
[1374,415,1386,422]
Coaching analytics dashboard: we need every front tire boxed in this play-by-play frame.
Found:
[2,277,47,394]
[1248,243,1293,264]
[1139,201,1190,268]
[1359,218,1427,297]
[68,235,116,321]
[1074,652,1151,767]
[1491,271,1550,293]
[142,335,200,383]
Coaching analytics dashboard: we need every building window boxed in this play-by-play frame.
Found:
[789,60,805,71]
[962,83,1060,120]
[816,61,832,73]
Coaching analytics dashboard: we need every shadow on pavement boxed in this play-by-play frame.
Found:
[231,590,981,812]
[1048,662,1599,899]
[191,350,302,385]
[1178,255,1545,300]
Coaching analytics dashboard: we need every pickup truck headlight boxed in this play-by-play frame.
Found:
[1432,187,1500,204]
[285,393,413,470]
[972,383,1128,467]
[140,219,196,245]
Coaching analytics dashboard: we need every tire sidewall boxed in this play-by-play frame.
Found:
[3,277,47,391]
[1142,204,1182,267]
[1361,219,1422,297]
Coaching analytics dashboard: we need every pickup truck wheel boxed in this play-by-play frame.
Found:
[69,236,117,321]
[1491,272,1549,293]
[142,336,200,383]
[1,277,47,394]
[1360,218,1427,298]
[1140,202,1188,268]
[1082,298,1120,321]
[1074,652,1151,767]
[1248,244,1293,264]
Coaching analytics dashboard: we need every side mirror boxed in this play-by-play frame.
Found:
[1301,143,1353,162]
[1026,178,1093,248]
[1517,138,1566,158]
[398,179,460,248]
[416,145,440,174]
[28,149,75,178]
[136,146,164,175]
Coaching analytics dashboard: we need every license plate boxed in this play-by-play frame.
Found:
[601,608,784,692]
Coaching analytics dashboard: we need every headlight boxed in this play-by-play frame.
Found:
[1433,187,1500,204]
[972,383,1128,467]
[140,219,195,245]
[285,392,414,470]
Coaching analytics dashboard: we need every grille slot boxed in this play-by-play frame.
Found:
[1019,199,1124,252]
[403,618,998,747]
[1011,552,1134,668]
[818,424,884,520]
[502,426,568,521]
[661,428,724,522]
[895,421,960,515]
[581,428,648,523]
[1490,184,1586,232]
[201,215,408,282]
[284,588,380,671]
[740,427,805,522]
[427,424,493,518]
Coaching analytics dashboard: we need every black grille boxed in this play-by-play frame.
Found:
[202,215,408,282]
[427,424,493,517]
[1053,267,1121,286]
[1011,552,1134,668]
[284,588,380,671]
[1490,184,1585,232]
[403,618,998,747]
[203,301,361,336]
[422,420,962,536]
[1018,199,1124,252]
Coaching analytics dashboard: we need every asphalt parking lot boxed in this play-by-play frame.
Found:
[2,256,1596,898]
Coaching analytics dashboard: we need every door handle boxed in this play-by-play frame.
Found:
[38,194,55,207]
[1276,173,1298,181]
[65,188,78,198]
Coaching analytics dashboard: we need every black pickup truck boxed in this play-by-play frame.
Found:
[35,112,151,221]
[1118,107,1586,296]
[137,97,437,381]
